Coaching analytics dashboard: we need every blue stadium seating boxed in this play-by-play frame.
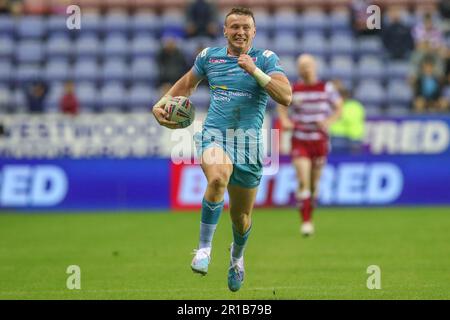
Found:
[76,82,97,110]
[300,34,328,57]
[354,80,386,108]
[128,85,156,110]
[131,58,158,85]
[329,34,355,56]
[329,10,351,30]
[273,34,299,56]
[273,11,299,33]
[100,82,126,110]
[15,64,42,85]
[73,60,100,82]
[0,15,14,35]
[16,40,44,64]
[132,12,161,36]
[300,11,328,32]
[329,56,354,81]
[0,37,14,58]
[102,59,129,83]
[44,83,64,111]
[357,37,384,57]
[387,61,410,80]
[0,62,12,84]
[190,86,210,109]
[356,56,385,81]
[16,16,46,39]
[75,36,100,58]
[46,35,72,58]
[386,80,413,107]
[103,35,129,58]
[47,15,67,34]
[45,60,71,82]
[131,34,159,58]
[104,12,130,34]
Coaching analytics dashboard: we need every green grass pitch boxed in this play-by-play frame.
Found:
[1,207,449,300]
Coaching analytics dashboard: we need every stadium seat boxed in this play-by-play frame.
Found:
[386,61,410,80]
[73,59,100,82]
[132,12,161,36]
[385,104,411,116]
[12,89,27,113]
[102,59,129,83]
[329,56,354,81]
[329,34,355,56]
[253,10,272,33]
[300,11,328,32]
[386,80,413,107]
[76,82,98,110]
[329,9,351,30]
[47,15,67,34]
[357,37,384,56]
[279,56,297,82]
[15,64,42,85]
[16,40,44,64]
[356,56,385,81]
[0,86,11,110]
[252,34,270,50]
[299,34,328,58]
[0,15,14,35]
[75,35,101,58]
[46,35,72,58]
[130,35,159,58]
[273,11,299,33]
[130,58,158,84]
[79,13,102,35]
[364,104,384,116]
[44,60,71,82]
[104,12,130,34]
[0,62,12,84]
[273,34,299,56]
[128,85,156,110]
[44,83,64,111]
[354,80,386,108]
[0,37,14,58]
[16,16,46,39]
[103,35,129,58]
[161,10,185,37]
[99,82,126,111]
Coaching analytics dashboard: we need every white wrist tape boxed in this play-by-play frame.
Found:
[252,68,271,87]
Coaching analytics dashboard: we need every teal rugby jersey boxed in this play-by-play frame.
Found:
[193,46,286,133]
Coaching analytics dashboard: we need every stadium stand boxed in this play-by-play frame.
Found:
[0,0,446,114]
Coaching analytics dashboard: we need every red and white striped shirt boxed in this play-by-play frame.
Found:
[290,81,341,141]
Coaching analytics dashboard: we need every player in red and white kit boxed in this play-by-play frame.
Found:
[277,54,343,236]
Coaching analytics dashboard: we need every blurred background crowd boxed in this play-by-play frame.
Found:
[0,0,448,118]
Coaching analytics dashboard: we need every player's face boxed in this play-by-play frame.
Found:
[224,14,256,54]
[298,59,316,81]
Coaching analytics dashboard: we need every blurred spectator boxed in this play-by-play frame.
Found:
[0,0,10,14]
[329,80,365,154]
[351,0,379,37]
[412,12,446,53]
[438,0,450,32]
[413,57,448,113]
[381,6,414,60]
[60,80,79,116]
[409,40,446,84]
[9,0,23,16]
[25,81,48,114]
[185,0,219,39]
[156,35,188,93]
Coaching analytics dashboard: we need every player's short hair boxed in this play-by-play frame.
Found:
[225,7,255,26]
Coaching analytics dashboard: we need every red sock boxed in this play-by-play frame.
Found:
[300,197,312,222]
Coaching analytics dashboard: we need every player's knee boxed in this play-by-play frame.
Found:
[208,172,229,191]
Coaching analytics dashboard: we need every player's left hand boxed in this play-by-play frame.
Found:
[238,54,256,74]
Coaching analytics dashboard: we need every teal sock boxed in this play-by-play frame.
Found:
[231,223,252,260]
[198,198,224,249]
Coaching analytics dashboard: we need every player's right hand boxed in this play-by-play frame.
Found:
[152,105,181,129]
